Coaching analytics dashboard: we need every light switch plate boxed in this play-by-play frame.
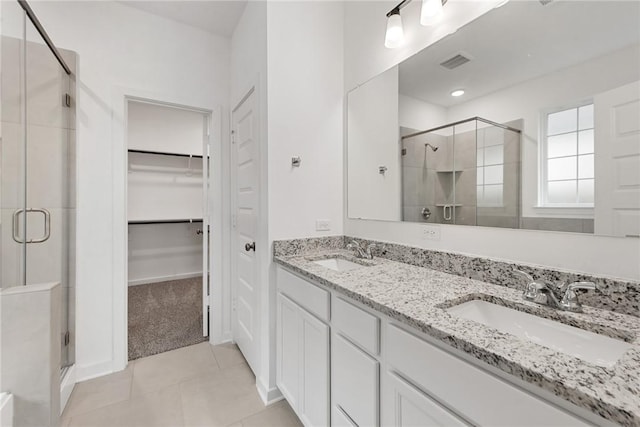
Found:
[316,219,331,231]
[422,225,441,241]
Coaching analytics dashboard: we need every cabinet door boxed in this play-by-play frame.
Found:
[332,404,358,427]
[333,333,379,427]
[382,371,468,427]
[299,308,330,427]
[277,293,300,408]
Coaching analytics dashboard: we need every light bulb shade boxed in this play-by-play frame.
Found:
[385,12,404,49]
[420,0,443,26]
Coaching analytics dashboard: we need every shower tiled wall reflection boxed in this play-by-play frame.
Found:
[400,119,521,228]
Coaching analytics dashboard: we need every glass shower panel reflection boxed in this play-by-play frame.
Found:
[451,120,478,226]
[401,118,520,227]
[475,122,521,229]
[400,125,455,223]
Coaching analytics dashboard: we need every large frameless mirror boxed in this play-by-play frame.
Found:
[346,0,640,237]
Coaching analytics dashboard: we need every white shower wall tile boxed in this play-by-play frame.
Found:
[0,208,23,288]
[1,35,22,125]
[25,35,71,130]
[25,207,68,287]
[0,121,22,209]
[26,124,71,209]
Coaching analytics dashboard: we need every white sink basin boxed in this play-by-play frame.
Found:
[313,258,365,272]
[447,300,632,368]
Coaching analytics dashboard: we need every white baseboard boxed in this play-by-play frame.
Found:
[60,365,76,415]
[256,379,283,406]
[209,333,233,346]
[128,272,202,286]
[75,360,116,382]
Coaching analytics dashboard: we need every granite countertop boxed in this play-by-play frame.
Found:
[274,249,640,426]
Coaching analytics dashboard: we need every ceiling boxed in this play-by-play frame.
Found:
[119,0,247,37]
[399,1,640,108]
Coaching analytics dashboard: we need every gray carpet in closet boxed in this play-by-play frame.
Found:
[128,277,206,360]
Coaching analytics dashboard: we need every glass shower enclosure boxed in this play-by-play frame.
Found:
[1,1,76,370]
[400,117,521,228]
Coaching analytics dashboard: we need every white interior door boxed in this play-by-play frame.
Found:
[231,88,259,373]
[594,81,640,237]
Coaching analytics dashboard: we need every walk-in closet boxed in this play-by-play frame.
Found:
[126,100,210,360]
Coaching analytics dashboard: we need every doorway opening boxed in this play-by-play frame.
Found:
[126,100,212,360]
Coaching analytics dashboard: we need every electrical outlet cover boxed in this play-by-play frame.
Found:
[316,220,331,231]
[422,225,441,241]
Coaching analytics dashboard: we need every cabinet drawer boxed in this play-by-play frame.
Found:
[386,324,591,426]
[277,267,330,321]
[333,333,379,427]
[333,296,380,355]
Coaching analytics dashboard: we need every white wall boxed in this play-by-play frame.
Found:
[348,66,400,221]
[398,94,447,131]
[29,1,230,380]
[127,223,202,286]
[127,102,205,155]
[344,1,640,281]
[263,0,345,403]
[267,2,345,241]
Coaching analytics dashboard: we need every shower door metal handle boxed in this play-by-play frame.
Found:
[12,208,51,244]
[443,205,452,221]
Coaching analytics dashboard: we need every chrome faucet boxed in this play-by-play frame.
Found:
[557,281,607,312]
[347,240,376,260]
[514,269,605,312]
[515,270,561,307]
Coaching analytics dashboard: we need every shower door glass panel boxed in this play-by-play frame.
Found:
[1,2,27,289]
[0,7,74,368]
[24,17,74,368]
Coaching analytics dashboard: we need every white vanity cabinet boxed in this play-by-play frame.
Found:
[275,266,603,427]
[276,269,330,427]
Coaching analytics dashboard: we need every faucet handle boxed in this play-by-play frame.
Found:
[559,281,608,295]
[514,269,551,301]
[523,281,549,301]
[559,281,606,312]
[365,243,376,259]
[513,269,534,283]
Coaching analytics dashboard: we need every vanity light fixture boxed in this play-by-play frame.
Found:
[385,0,448,49]
[385,8,404,48]
[420,0,444,25]
[451,89,465,97]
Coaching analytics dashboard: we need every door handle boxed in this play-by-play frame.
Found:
[12,208,51,244]
[245,242,256,252]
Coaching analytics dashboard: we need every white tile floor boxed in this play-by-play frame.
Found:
[62,342,302,427]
